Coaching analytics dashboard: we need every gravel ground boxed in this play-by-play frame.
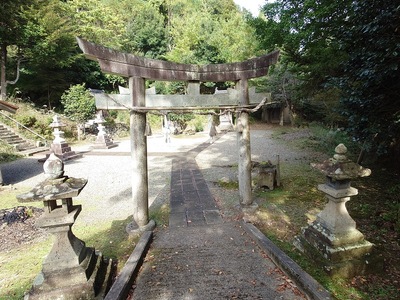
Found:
[1,133,210,225]
[1,127,318,226]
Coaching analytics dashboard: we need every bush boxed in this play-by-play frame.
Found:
[60,84,96,124]
[15,115,37,128]
[308,123,360,159]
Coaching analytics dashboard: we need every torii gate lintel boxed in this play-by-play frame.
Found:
[77,37,279,233]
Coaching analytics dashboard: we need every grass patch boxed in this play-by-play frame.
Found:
[150,203,170,227]
[0,237,53,299]
[0,187,40,209]
[73,219,139,273]
[217,179,239,189]
[264,232,365,300]
[0,140,21,163]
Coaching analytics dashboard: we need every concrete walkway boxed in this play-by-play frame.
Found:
[131,139,318,300]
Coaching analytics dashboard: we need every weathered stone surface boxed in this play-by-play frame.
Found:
[311,143,371,181]
[17,155,113,299]
[93,111,117,149]
[94,85,270,109]
[43,152,64,179]
[251,161,277,190]
[17,177,87,202]
[48,115,81,161]
[77,37,279,82]
[295,144,375,278]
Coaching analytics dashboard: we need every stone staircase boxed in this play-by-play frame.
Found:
[0,123,48,156]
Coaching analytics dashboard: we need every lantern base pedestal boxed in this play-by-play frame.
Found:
[25,250,115,300]
[92,134,117,149]
[294,223,381,278]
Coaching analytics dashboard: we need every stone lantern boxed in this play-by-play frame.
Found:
[294,144,376,278]
[49,115,80,160]
[93,111,116,149]
[17,154,114,299]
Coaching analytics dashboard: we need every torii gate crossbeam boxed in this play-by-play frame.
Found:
[77,37,279,234]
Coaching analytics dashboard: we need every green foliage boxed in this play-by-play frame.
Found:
[147,114,162,133]
[65,0,125,48]
[307,124,360,159]
[192,116,206,132]
[4,0,263,107]
[60,84,96,124]
[168,113,194,131]
[153,81,186,96]
[166,0,258,64]
[252,0,400,166]
[149,203,170,227]
[334,0,400,160]
[122,2,167,58]
[0,140,21,163]
[15,115,37,127]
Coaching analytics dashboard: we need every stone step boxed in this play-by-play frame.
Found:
[19,146,49,156]
[0,122,45,154]
[1,135,23,141]
[2,139,26,146]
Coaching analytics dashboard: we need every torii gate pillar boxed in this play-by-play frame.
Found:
[236,79,252,205]
[127,77,153,232]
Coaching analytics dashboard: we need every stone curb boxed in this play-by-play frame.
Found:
[242,222,332,300]
[104,230,153,300]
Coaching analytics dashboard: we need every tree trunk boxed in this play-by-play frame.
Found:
[0,44,7,100]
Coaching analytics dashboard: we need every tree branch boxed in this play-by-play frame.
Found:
[6,57,23,85]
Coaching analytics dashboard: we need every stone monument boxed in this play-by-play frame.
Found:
[17,153,114,299]
[294,144,376,278]
[93,111,117,149]
[49,115,81,160]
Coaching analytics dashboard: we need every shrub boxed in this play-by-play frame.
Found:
[15,115,37,128]
[60,84,96,124]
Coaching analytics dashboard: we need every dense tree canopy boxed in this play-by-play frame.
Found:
[1,0,399,163]
[252,0,400,162]
[0,0,38,99]
[336,0,400,157]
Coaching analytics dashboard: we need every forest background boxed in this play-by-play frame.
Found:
[1,0,399,167]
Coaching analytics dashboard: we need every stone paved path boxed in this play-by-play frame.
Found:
[169,154,222,228]
[132,141,307,300]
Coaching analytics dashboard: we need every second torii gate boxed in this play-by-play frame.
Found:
[77,37,279,233]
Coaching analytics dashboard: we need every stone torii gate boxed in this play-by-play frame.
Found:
[77,37,279,233]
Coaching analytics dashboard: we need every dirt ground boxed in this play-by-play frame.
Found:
[0,206,47,252]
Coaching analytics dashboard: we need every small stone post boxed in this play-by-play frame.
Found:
[93,111,117,149]
[294,144,375,278]
[17,153,114,299]
[49,115,80,160]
